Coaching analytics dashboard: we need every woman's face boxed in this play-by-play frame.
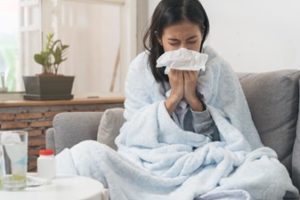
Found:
[160,20,203,52]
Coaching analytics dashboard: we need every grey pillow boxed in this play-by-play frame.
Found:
[97,108,125,150]
[238,70,300,175]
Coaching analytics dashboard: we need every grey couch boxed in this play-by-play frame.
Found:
[46,70,300,192]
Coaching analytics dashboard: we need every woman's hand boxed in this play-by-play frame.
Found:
[183,71,204,112]
[165,69,184,114]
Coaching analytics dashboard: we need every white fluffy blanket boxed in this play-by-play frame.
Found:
[56,47,298,200]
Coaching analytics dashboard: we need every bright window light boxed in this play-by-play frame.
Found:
[0,0,19,91]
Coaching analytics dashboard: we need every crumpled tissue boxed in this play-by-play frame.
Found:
[156,48,208,74]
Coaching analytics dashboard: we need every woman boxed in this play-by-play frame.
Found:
[56,0,298,199]
[121,0,228,147]
[145,0,208,114]
[125,0,220,141]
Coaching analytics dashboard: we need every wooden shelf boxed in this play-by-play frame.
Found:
[0,96,124,108]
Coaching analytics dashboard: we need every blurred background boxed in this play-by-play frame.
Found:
[0,0,300,98]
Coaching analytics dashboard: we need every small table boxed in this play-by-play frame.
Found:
[0,175,109,200]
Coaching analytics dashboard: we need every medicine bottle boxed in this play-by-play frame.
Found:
[37,149,55,182]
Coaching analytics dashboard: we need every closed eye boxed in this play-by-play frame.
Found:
[169,43,179,46]
[187,40,197,44]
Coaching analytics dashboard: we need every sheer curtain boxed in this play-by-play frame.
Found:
[44,0,127,97]
[18,0,42,91]
[18,0,136,96]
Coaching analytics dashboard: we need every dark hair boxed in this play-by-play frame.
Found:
[143,0,210,83]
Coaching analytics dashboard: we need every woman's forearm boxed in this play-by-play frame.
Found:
[188,96,204,112]
[165,96,180,114]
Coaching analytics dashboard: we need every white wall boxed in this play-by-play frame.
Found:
[148,0,300,72]
[148,0,160,18]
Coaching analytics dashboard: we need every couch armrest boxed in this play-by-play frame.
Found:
[46,128,55,151]
[50,112,103,154]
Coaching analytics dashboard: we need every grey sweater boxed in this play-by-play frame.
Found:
[161,81,220,141]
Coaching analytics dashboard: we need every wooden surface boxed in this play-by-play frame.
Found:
[0,96,125,108]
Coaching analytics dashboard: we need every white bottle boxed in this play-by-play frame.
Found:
[37,149,56,183]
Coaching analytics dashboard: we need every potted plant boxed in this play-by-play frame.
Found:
[23,33,74,100]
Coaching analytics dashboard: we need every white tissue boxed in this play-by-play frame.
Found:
[156,48,208,74]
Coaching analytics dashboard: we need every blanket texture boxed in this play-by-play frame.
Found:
[56,47,299,200]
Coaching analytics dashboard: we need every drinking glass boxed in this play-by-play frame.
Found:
[0,130,28,191]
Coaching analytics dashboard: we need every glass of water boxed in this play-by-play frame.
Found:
[0,131,28,191]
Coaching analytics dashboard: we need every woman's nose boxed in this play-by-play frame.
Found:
[180,44,188,49]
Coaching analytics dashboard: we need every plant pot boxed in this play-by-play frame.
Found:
[23,75,75,100]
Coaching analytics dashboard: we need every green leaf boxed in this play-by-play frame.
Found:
[33,33,70,74]
[34,54,45,65]
[62,45,69,50]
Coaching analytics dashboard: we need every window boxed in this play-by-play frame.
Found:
[0,0,21,92]
[0,0,137,97]
[20,0,42,91]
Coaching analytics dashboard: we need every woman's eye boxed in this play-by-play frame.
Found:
[188,41,197,44]
[169,43,179,46]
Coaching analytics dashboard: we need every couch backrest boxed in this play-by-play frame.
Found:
[53,112,103,154]
[238,70,300,173]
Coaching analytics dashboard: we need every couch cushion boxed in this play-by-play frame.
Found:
[97,108,125,150]
[238,70,300,176]
[53,112,103,154]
